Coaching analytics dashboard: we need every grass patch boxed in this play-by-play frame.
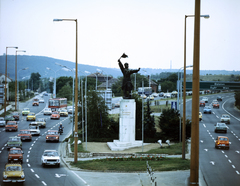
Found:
[137,142,188,155]
[69,137,89,153]
[70,157,190,172]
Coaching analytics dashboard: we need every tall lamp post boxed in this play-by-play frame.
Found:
[53,18,78,163]
[182,14,209,161]
[46,67,62,98]
[15,50,26,110]
[17,68,28,110]
[4,46,18,117]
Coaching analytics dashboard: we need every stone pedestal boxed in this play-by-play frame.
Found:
[107,99,143,151]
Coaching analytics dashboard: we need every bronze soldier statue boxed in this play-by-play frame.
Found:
[118,53,140,99]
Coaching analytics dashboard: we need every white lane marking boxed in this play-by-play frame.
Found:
[228,159,232,163]
[28,151,30,153]
[222,99,240,121]
[216,115,219,118]
[29,147,32,150]
[35,174,40,178]
[27,155,29,157]
[4,144,7,146]
[236,171,240,175]
[200,140,203,143]
[1,147,4,150]
[27,164,31,167]
[210,161,215,165]
[0,151,1,153]
[236,151,240,154]
[31,144,34,146]
[31,169,34,172]
[225,155,228,158]
[232,165,236,169]
[222,151,225,154]
[26,159,29,162]
[204,149,208,152]
[42,181,47,185]
[71,171,88,185]
[203,124,206,128]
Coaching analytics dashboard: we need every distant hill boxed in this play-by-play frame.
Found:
[0,55,239,80]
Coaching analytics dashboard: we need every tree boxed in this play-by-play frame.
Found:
[30,72,41,91]
[57,84,72,100]
[144,100,156,138]
[157,108,191,141]
[56,76,73,95]
[78,90,118,140]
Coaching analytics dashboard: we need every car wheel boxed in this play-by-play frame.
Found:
[42,163,45,167]
[58,164,60,168]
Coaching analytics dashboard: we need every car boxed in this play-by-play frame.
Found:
[29,122,40,136]
[0,117,6,127]
[203,106,212,114]
[159,92,164,97]
[199,112,202,121]
[4,115,15,122]
[26,112,36,121]
[41,150,60,167]
[5,121,18,132]
[8,147,24,164]
[201,97,208,103]
[39,99,45,103]
[115,102,120,107]
[67,106,75,114]
[32,100,39,106]
[11,112,20,121]
[199,100,205,107]
[22,108,30,116]
[3,163,25,183]
[147,95,154,100]
[140,94,147,99]
[220,114,230,124]
[46,130,59,142]
[43,108,52,115]
[51,111,60,120]
[212,101,220,108]
[214,123,228,133]
[217,96,222,101]
[164,93,171,98]
[7,136,22,150]
[59,109,68,117]
[18,129,32,141]
[151,92,159,97]
[215,136,229,150]
[36,118,46,128]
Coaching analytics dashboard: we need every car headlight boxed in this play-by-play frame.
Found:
[57,159,60,163]
[21,175,25,178]
[4,175,7,179]
[43,159,47,163]
[46,136,49,139]
[56,137,59,139]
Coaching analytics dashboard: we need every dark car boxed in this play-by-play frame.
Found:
[217,96,222,101]
[11,112,20,121]
[5,115,15,122]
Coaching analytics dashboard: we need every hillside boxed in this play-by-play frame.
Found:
[0,55,239,80]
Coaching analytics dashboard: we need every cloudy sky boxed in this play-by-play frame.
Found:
[1,0,240,71]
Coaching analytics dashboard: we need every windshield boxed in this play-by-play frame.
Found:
[47,131,58,135]
[20,130,30,134]
[6,166,21,171]
[37,119,44,122]
[23,108,29,111]
[219,138,228,141]
[9,149,22,154]
[43,151,59,156]
[9,138,20,142]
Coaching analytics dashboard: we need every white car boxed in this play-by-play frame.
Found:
[67,106,74,114]
[43,108,52,115]
[29,122,40,136]
[39,99,44,103]
[0,117,6,127]
[202,97,208,103]
[151,93,159,97]
[41,150,60,167]
[220,114,230,124]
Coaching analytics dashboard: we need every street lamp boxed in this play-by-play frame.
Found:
[53,18,78,163]
[4,46,18,117]
[15,50,26,110]
[177,65,192,143]
[17,68,28,110]
[183,14,209,161]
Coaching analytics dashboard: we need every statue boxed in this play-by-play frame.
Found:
[118,53,140,99]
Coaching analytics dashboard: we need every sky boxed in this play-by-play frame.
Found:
[1,0,240,71]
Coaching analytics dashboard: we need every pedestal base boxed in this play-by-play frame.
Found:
[107,140,143,151]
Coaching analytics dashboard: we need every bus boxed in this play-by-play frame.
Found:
[138,87,152,96]
[48,98,67,111]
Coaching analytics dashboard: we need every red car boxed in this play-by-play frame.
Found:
[199,100,205,107]
[5,121,18,132]
[50,111,60,120]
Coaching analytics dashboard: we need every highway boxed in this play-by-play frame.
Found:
[185,92,240,185]
[0,94,85,186]
[0,92,239,185]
